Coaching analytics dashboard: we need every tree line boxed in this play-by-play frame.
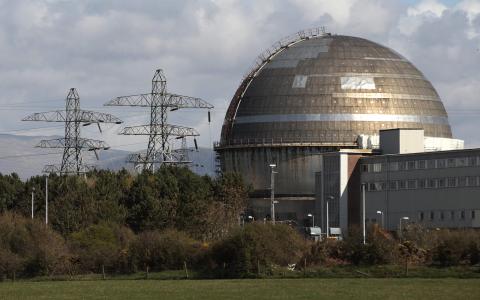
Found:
[0,167,479,280]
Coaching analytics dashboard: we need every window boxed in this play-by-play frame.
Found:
[408,161,416,170]
[450,211,455,220]
[461,211,466,220]
[418,179,426,189]
[472,211,476,219]
[447,158,456,168]
[427,179,437,189]
[399,161,407,171]
[447,177,457,188]
[467,176,477,187]
[438,178,446,188]
[427,160,436,169]
[437,159,446,168]
[417,160,426,169]
[390,162,399,171]
[372,163,382,173]
[430,211,434,220]
[389,181,398,190]
[407,180,416,189]
[440,211,445,221]
[398,180,407,190]
[458,176,467,187]
[456,157,467,167]
[468,157,477,166]
[362,164,368,172]
[419,211,424,221]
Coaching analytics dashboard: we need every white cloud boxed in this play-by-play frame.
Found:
[0,0,479,158]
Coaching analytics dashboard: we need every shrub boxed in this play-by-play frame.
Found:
[129,229,202,272]
[0,212,72,278]
[342,225,396,265]
[208,223,306,277]
[69,223,135,274]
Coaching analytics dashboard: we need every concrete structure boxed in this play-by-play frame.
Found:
[216,29,463,224]
[359,148,480,230]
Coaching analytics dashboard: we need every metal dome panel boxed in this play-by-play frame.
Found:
[220,34,452,147]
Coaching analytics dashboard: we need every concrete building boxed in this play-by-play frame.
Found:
[317,129,480,234]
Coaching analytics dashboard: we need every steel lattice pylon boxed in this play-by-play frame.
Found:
[23,88,123,175]
[105,69,213,171]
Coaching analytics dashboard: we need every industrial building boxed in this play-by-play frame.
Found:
[215,28,477,234]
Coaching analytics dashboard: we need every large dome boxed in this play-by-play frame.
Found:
[221,34,452,146]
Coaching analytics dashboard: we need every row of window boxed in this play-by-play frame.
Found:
[367,210,476,223]
[362,156,480,173]
[367,176,480,191]
[419,210,476,221]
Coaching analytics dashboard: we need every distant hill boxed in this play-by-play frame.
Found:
[0,134,216,180]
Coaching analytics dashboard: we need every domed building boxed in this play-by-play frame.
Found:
[215,29,463,225]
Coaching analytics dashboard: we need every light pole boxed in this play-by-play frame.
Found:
[248,215,254,222]
[269,163,277,224]
[361,183,366,245]
[326,195,333,238]
[45,176,48,225]
[399,216,409,241]
[377,210,384,229]
[307,213,315,227]
[31,187,35,219]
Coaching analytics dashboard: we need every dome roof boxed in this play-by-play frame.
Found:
[220,34,452,147]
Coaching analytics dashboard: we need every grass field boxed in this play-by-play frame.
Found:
[1,278,480,300]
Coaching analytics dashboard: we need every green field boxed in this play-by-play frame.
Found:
[1,278,479,300]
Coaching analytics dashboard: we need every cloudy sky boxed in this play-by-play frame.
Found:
[0,0,479,155]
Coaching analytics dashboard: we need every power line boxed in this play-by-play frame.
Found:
[0,152,62,160]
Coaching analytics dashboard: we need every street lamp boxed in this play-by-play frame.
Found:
[326,195,334,238]
[361,183,366,245]
[31,187,35,219]
[399,216,409,240]
[307,213,315,227]
[269,163,277,224]
[248,215,254,222]
[376,210,384,229]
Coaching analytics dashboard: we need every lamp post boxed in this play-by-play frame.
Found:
[361,183,366,245]
[269,163,277,224]
[399,216,409,241]
[307,213,315,227]
[45,176,48,225]
[377,210,384,229]
[248,215,254,222]
[31,187,35,219]
[326,195,333,238]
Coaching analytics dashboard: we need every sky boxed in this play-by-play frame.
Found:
[0,0,479,154]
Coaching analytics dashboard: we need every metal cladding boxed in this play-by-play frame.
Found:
[220,34,452,148]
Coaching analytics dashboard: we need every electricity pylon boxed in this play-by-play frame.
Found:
[23,88,123,175]
[104,69,213,172]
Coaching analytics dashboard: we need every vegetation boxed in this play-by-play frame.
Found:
[0,167,480,281]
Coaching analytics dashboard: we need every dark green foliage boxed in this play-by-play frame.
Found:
[0,173,23,213]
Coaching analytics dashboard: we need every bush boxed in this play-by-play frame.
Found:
[0,213,72,279]
[208,223,306,277]
[129,229,203,272]
[342,225,396,265]
[69,223,135,274]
